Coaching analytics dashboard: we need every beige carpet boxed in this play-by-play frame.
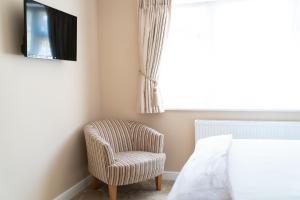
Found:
[73,180,174,200]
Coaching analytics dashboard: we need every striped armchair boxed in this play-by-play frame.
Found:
[84,119,166,200]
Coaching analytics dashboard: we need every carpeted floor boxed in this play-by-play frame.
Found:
[72,180,174,200]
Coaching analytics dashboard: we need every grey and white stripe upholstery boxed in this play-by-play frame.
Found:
[84,119,166,186]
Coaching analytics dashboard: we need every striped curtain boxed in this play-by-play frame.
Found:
[138,0,172,113]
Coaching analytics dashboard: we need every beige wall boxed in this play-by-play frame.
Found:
[0,0,101,199]
[98,0,300,171]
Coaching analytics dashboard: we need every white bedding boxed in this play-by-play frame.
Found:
[169,136,300,200]
[229,139,300,200]
[168,135,232,200]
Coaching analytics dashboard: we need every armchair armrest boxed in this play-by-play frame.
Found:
[84,125,115,172]
[130,122,164,153]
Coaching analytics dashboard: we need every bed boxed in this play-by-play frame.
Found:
[168,120,300,200]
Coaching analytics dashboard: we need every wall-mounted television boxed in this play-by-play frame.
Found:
[22,0,77,61]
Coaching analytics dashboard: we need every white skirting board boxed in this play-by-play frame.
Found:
[163,171,179,181]
[53,176,92,200]
[53,171,179,200]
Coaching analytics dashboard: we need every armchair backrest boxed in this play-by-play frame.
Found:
[90,119,133,153]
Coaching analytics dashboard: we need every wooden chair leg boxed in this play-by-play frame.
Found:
[90,176,101,189]
[108,185,117,200]
[155,175,162,191]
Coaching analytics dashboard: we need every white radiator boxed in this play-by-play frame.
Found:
[195,120,300,144]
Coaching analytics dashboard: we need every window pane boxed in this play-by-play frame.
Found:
[160,0,300,110]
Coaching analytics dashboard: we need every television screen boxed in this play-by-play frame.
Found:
[23,0,77,61]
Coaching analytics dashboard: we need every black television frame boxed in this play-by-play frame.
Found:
[21,0,77,61]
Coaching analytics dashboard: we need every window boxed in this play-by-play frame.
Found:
[160,0,300,110]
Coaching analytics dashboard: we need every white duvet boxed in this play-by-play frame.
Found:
[229,139,300,200]
[168,135,232,200]
[168,136,300,200]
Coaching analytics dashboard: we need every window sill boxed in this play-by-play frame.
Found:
[164,108,300,112]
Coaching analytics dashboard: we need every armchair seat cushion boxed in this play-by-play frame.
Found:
[107,151,166,186]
